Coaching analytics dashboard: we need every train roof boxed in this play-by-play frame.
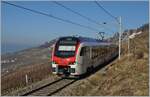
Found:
[54,36,118,47]
[58,36,111,43]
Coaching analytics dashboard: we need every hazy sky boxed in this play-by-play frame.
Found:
[1,1,149,51]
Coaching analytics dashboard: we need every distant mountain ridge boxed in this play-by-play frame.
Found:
[107,23,149,43]
[39,38,57,48]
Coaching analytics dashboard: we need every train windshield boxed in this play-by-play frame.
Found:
[54,37,78,58]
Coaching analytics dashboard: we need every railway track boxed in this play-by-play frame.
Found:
[21,78,77,96]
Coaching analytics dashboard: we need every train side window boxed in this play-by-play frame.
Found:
[80,47,86,56]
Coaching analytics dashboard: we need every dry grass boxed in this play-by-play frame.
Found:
[95,56,148,96]
[1,62,52,95]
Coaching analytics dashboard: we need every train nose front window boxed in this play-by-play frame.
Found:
[54,37,78,58]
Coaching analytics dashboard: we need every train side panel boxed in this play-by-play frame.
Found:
[75,44,118,76]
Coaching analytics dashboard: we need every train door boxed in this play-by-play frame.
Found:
[80,47,85,64]
[80,46,89,73]
[80,47,89,64]
[86,47,90,66]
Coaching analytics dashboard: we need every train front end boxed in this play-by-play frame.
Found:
[51,37,79,77]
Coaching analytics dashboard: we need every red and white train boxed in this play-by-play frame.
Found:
[51,36,118,78]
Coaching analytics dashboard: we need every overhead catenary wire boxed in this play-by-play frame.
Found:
[95,1,119,23]
[53,1,115,32]
[2,1,99,32]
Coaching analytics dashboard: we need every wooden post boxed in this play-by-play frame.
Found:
[25,74,28,85]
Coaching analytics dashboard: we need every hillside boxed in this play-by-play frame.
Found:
[1,38,57,76]
[1,23,149,96]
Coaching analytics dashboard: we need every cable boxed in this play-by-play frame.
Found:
[53,1,115,32]
[2,1,99,32]
[53,1,101,26]
[95,1,119,23]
